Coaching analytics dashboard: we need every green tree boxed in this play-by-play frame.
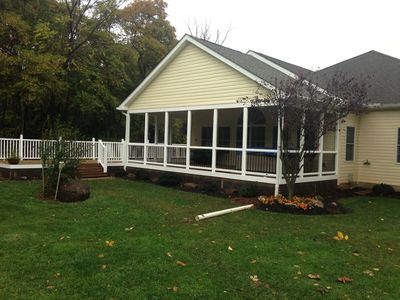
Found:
[118,0,176,79]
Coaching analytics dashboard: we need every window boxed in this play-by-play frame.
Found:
[397,128,400,163]
[201,127,212,146]
[201,127,230,147]
[346,127,355,161]
[236,108,266,148]
[217,127,230,147]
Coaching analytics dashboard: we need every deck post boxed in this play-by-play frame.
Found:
[241,107,248,176]
[211,109,218,172]
[124,113,130,169]
[19,134,23,160]
[92,137,96,160]
[144,112,149,165]
[186,110,192,170]
[163,112,169,167]
[275,114,282,196]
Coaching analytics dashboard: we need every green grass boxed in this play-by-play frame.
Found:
[0,179,399,299]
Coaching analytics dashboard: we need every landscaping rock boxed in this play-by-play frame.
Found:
[126,172,136,180]
[58,180,90,202]
[183,182,199,189]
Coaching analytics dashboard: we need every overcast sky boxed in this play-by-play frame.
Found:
[167,0,400,70]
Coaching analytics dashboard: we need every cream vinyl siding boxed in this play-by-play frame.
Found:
[356,110,400,187]
[337,114,360,184]
[127,43,260,110]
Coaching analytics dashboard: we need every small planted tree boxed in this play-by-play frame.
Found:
[40,123,82,198]
[241,73,369,199]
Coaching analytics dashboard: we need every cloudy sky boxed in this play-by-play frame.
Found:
[167,0,400,70]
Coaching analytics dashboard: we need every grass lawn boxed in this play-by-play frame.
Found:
[0,179,399,299]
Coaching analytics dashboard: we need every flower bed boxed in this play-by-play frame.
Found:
[258,194,345,214]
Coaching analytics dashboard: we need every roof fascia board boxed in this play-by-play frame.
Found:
[117,35,275,110]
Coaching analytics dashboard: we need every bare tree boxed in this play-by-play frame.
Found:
[240,73,369,199]
[186,19,231,45]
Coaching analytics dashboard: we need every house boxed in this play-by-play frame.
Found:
[117,35,400,193]
[314,51,400,189]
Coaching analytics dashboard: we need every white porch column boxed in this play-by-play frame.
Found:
[241,107,248,176]
[144,112,149,164]
[154,115,158,144]
[124,113,130,169]
[186,110,192,170]
[334,120,340,175]
[275,114,283,196]
[211,109,218,172]
[163,112,169,167]
[318,114,324,176]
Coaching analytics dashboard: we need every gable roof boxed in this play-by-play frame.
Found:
[248,51,312,77]
[118,34,400,111]
[117,35,297,110]
[191,37,293,85]
[314,51,400,105]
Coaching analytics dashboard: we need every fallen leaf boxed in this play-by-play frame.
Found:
[337,276,352,283]
[176,261,187,267]
[98,254,105,258]
[47,285,55,290]
[250,259,257,264]
[166,252,172,258]
[333,231,349,241]
[313,283,320,286]
[228,246,233,251]
[53,272,61,279]
[352,251,360,257]
[167,286,178,292]
[105,240,115,247]
[307,274,320,280]
[101,265,107,269]
[250,275,259,282]
[388,248,394,251]
[296,251,304,255]
[363,270,374,277]
[297,271,302,275]
[124,226,134,231]
[372,268,380,272]
[59,236,65,241]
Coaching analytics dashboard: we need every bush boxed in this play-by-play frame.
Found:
[158,172,181,187]
[203,181,219,193]
[135,169,150,181]
[372,183,395,196]
[239,184,259,198]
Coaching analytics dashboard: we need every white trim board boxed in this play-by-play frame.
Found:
[127,102,275,114]
[117,35,276,111]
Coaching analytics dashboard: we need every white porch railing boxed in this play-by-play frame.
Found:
[0,135,124,171]
[97,140,108,172]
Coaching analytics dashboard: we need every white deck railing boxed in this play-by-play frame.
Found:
[0,135,124,166]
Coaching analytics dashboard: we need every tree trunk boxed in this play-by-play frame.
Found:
[286,177,296,200]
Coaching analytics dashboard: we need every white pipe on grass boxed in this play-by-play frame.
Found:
[195,204,254,221]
